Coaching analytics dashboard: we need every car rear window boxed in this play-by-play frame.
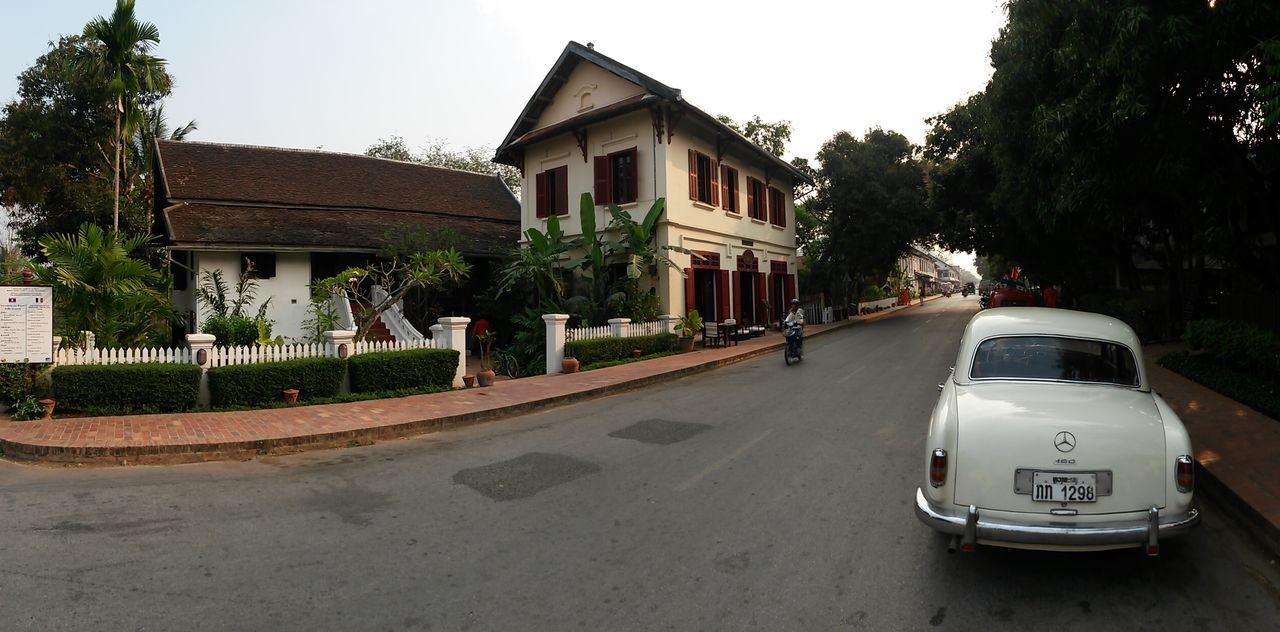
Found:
[970,336,1139,386]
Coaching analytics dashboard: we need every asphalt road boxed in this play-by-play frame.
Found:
[3,296,1278,631]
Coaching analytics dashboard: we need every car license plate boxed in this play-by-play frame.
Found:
[1031,471,1098,502]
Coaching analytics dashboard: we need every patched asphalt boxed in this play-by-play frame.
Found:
[608,418,712,445]
[452,451,602,501]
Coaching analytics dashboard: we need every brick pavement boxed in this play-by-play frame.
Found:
[0,310,900,465]
[1145,345,1280,556]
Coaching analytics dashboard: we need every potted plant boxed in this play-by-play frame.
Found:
[477,330,497,386]
[283,389,300,404]
[676,309,703,352]
[562,343,579,374]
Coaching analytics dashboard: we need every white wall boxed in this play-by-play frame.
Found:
[191,251,312,342]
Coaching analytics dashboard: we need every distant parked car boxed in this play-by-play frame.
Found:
[914,308,1199,555]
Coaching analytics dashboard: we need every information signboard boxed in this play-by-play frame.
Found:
[0,285,54,363]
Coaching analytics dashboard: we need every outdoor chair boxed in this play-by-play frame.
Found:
[722,319,740,346]
[702,322,729,348]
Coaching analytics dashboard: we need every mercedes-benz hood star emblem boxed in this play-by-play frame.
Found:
[1054,431,1077,453]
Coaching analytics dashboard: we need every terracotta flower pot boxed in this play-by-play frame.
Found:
[562,357,579,373]
[283,389,300,404]
[463,374,477,388]
[477,369,496,387]
[677,336,695,352]
[39,398,55,420]
[632,349,643,359]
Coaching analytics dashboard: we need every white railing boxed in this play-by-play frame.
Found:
[54,345,193,366]
[628,320,662,337]
[371,285,425,342]
[858,297,899,312]
[566,319,664,343]
[333,290,355,330]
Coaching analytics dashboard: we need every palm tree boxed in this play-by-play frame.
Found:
[128,104,197,229]
[72,0,170,231]
[35,223,179,348]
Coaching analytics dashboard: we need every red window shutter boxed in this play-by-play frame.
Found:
[731,272,742,321]
[768,188,776,224]
[716,270,730,322]
[746,178,755,218]
[755,272,767,324]
[688,149,698,201]
[594,156,611,205]
[535,172,548,218]
[554,166,568,215]
[709,160,719,207]
[684,268,695,314]
[720,166,729,209]
[785,273,796,305]
[779,194,787,227]
[627,148,638,203]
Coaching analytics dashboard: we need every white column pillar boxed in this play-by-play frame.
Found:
[429,323,444,350]
[186,333,216,407]
[50,336,62,366]
[324,330,357,358]
[543,313,570,375]
[438,317,470,388]
[82,330,95,351]
[657,314,677,336]
[608,317,631,338]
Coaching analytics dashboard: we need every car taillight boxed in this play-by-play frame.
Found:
[1175,455,1194,493]
[929,449,948,487]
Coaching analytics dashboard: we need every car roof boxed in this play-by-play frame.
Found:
[953,308,1148,390]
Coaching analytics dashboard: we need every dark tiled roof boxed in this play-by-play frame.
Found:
[157,140,519,222]
[163,204,517,257]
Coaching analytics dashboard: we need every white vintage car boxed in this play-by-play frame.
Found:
[914,308,1200,555]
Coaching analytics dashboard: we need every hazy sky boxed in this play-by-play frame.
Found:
[3,0,1006,271]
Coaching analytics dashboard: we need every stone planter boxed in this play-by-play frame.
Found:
[562,358,579,373]
[463,374,477,388]
[283,389,300,404]
[477,369,496,387]
[38,398,55,420]
[677,336,695,352]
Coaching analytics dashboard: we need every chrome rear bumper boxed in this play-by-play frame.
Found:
[914,488,1199,551]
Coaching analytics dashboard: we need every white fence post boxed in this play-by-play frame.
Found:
[82,330,95,352]
[658,314,677,335]
[429,324,444,350]
[50,336,62,366]
[438,317,470,388]
[608,317,631,338]
[543,313,569,375]
[187,333,216,407]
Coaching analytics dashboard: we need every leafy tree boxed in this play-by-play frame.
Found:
[809,129,931,305]
[34,223,178,348]
[366,135,521,194]
[71,0,171,231]
[0,36,179,252]
[927,0,1280,330]
[716,115,792,158]
[315,249,470,342]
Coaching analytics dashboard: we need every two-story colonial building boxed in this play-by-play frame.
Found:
[494,42,813,326]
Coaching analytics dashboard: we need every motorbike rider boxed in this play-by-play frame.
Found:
[784,298,805,349]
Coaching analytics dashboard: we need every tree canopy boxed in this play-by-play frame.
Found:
[927,0,1280,328]
[365,135,521,195]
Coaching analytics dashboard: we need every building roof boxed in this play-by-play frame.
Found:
[494,41,812,185]
[155,140,520,255]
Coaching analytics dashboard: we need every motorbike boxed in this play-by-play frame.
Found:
[783,319,803,365]
[979,293,992,309]
[961,288,970,297]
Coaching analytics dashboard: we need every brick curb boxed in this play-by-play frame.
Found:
[0,308,895,466]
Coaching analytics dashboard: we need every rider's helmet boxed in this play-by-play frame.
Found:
[790,298,800,305]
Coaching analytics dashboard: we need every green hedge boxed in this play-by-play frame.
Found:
[1183,319,1280,380]
[200,315,259,346]
[1159,351,1280,422]
[52,363,201,413]
[570,334,677,367]
[208,357,345,407]
[348,348,458,393]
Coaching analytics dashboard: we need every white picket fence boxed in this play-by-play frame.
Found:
[52,335,442,369]
[566,319,663,344]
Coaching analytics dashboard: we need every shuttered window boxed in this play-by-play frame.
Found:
[746,177,766,221]
[688,149,717,206]
[594,147,638,205]
[768,187,786,227]
[536,165,569,218]
[721,165,739,213]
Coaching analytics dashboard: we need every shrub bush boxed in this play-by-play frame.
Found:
[0,363,50,405]
[347,348,458,393]
[52,363,201,413]
[1183,319,1280,379]
[570,334,677,367]
[208,357,345,407]
[1159,351,1280,421]
[201,314,259,346]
